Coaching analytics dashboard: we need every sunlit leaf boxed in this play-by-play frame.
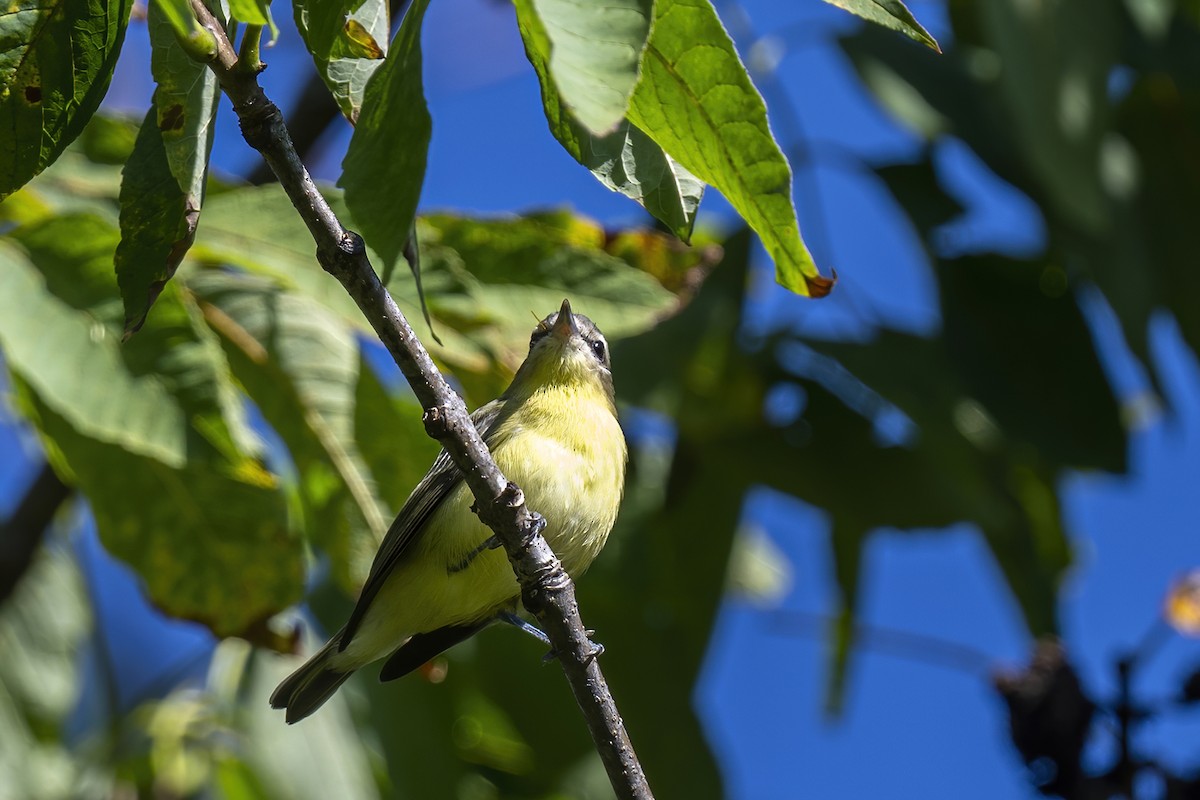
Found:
[340,0,432,277]
[515,0,652,135]
[515,0,704,241]
[0,0,134,198]
[293,0,389,122]
[626,0,834,296]
[116,0,222,335]
[822,0,940,52]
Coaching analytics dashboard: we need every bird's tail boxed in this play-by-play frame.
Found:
[270,633,354,724]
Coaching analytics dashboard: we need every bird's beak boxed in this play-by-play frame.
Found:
[551,298,578,338]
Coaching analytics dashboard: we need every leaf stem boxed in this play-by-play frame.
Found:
[236,24,264,75]
[185,3,652,797]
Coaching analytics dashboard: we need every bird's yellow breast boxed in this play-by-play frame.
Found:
[489,381,627,575]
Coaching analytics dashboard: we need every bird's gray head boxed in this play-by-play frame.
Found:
[514,298,614,401]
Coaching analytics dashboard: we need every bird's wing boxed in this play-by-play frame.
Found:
[338,398,507,650]
[377,620,491,682]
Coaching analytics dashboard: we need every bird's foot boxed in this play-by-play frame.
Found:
[497,610,550,644]
[540,630,604,666]
[447,535,501,573]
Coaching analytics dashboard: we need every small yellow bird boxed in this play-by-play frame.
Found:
[271,299,627,722]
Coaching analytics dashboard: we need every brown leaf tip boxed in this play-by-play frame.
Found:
[805,268,838,299]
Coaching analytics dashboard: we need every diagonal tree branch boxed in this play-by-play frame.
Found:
[185,4,651,797]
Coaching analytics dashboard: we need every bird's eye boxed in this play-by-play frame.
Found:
[589,339,606,360]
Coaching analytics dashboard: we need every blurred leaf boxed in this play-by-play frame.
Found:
[1165,570,1200,635]
[340,0,431,292]
[725,525,793,606]
[0,0,133,198]
[78,112,140,165]
[2,217,296,639]
[1108,69,1200,383]
[0,231,187,466]
[973,0,1116,235]
[7,213,260,463]
[20,385,299,638]
[116,0,222,335]
[626,0,833,297]
[0,542,108,799]
[515,0,704,241]
[872,155,964,237]
[822,0,940,52]
[938,254,1125,473]
[353,357,440,510]
[515,0,652,136]
[293,0,388,122]
[190,185,486,379]
[190,270,390,589]
[225,643,380,800]
[418,211,679,381]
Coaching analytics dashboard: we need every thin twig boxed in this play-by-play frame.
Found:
[186,2,651,796]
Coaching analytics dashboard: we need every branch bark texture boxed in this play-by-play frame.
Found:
[187,5,651,797]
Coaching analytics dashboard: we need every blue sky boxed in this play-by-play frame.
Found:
[6,0,1199,797]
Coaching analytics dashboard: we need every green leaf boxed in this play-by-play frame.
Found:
[1,224,297,638]
[6,213,261,463]
[822,0,940,52]
[228,0,269,25]
[340,0,432,275]
[115,103,205,336]
[190,185,482,374]
[517,0,652,136]
[515,0,704,241]
[0,233,186,466]
[626,0,834,296]
[22,384,299,637]
[0,0,134,199]
[418,211,678,388]
[189,269,392,589]
[0,542,106,797]
[114,0,222,335]
[293,0,389,122]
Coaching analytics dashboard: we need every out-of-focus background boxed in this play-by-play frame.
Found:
[2,0,1199,798]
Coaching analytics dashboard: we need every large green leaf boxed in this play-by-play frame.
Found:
[115,0,222,335]
[822,0,940,52]
[0,233,186,466]
[515,0,704,241]
[293,0,388,122]
[340,0,431,275]
[189,269,397,589]
[626,0,833,296]
[1,216,297,638]
[7,213,260,464]
[0,0,133,198]
[516,0,652,136]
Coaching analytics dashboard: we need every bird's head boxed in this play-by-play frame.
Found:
[507,299,614,404]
